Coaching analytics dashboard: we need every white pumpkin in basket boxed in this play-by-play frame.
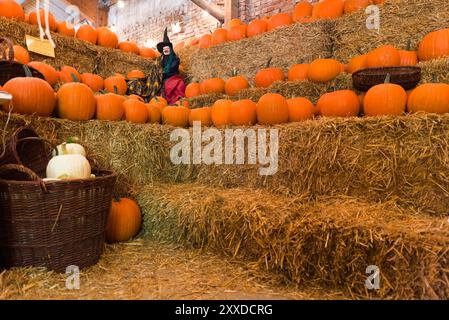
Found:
[52,137,87,157]
[46,143,91,179]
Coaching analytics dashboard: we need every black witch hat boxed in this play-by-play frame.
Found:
[157,27,173,53]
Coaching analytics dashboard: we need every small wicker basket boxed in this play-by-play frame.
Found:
[352,66,422,92]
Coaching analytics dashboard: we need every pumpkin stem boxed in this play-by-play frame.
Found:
[113,85,118,94]
[384,73,391,84]
[432,74,437,83]
[231,67,237,77]
[406,39,412,51]
[70,73,79,83]
[113,195,121,202]
[23,65,33,78]
[266,57,273,69]
[67,137,79,144]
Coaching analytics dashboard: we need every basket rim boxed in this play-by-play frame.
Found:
[353,66,422,77]
[0,170,117,185]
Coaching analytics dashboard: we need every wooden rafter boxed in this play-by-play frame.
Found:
[190,0,224,24]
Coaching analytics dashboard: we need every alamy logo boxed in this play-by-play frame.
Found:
[170,122,279,176]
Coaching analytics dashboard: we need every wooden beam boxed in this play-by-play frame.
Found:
[190,0,224,24]
[224,0,238,25]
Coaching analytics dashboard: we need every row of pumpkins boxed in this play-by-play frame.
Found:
[0,0,158,58]
[46,139,141,243]
[180,0,386,50]
[186,27,449,98]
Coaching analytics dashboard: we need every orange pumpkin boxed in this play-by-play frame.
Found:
[366,45,400,68]
[6,45,30,64]
[211,99,232,127]
[203,77,226,94]
[106,198,142,243]
[76,24,98,45]
[118,41,140,55]
[0,0,24,21]
[225,75,249,96]
[104,76,128,95]
[127,70,145,79]
[418,28,449,62]
[287,97,315,122]
[312,0,345,19]
[288,64,310,81]
[256,93,289,125]
[95,93,126,121]
[344,0,372,14]
[139,47,157,58]
[199,34,213,49]
[185,82,202,98]
[228,24,247,41]
[3,75,56,116]
[267,13,293,31]
[254,59,285,88]
[162,106,190,127]
[57,82,96,121]
[407,83,449,114]
[308,58,341,83]
[59,66,81,83]
[189,107,212,127]
[128,94,144,102]
[363,75,407,116]
[316,90,360,117]
[347,54,367,73]
[28,61,59,86]
[227,18,242,29]
[150,96,168,106]
[230,99,257,126]
[146,103,162,123]
[97,27,119,48]
[124,99,148,123]
[211,28,228,46]
[247,19,267,38]
[57,21,75,37]
[293,1,313,23]
[28,9,57,31]
[81,73,104,92]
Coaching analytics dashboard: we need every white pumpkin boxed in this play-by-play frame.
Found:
[53,142,87,157]
[46,154,91,180]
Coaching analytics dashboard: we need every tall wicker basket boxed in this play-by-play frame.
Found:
[0,164,117,272]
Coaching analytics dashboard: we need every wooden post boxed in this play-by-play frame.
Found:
[224,0,239,26]
[190,0,225,24]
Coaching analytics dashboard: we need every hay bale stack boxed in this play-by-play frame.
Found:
[334,0,449,62]
[1,112,448,215]
[0,17,158,77]
[179,21,333,82]
[138,183,449,299]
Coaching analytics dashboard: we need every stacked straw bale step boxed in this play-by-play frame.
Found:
[0,17,158,78]
[137,183,449,300]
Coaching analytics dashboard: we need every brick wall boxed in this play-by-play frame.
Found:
[109,0,318,48]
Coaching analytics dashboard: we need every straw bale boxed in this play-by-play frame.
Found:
[1,112,447,215]
[0,17,158,78]
[333,0,449,63]
[138,184,449,299]
[178,21,334,83]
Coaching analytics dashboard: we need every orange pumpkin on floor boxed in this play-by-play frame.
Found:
[247,19,267,38]
[59,66,81,83]
[28,61,59,86]
[95,93,126,121]
[254,58,285,88]
[57,82,96,121]
[57,21,75,37]
[76,24,98,45]
[288,64,310,81]
[106,198,142,243]
[29,9,57,31]
[287,97,315,122]
[3,74,56,116]
[0,0,24,21]
[366,45,400,68]
[230,99,257,126]
[363,75,407,116]
[256,93,289,125]
[308,58,341,83]
[189,107,212,127]
[97,27,119,48]
[104,76,128,95]
[407,83,449,114]
[162,106,190,127]
[211,99,232,127]
[124,99,148,123]
[81,73,104,92]
[316,90,360,117]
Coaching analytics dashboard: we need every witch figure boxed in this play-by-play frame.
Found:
[157,28,186,104]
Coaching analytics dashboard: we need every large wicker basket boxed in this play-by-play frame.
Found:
[0,164,117,272]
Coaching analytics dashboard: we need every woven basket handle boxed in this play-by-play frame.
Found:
[0,38,15,62]
[0,164,47,193]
